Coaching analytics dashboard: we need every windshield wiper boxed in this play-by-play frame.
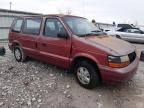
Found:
[91,30,107,35]
[79,33,96,37]
[78,31,107,37]
[91,30,101,32]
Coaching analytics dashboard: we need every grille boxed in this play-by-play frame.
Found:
[128,51,136,63]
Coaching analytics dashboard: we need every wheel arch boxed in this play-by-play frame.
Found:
[71,55,102,81]
[11,40,22,51]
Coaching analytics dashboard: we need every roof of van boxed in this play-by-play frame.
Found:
[19,14,86,19]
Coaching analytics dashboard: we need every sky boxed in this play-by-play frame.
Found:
[0,0,144,25]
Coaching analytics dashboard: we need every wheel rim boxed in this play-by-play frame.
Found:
[116,35,121,39]
[77,67,90,84]
[15,49,21,60]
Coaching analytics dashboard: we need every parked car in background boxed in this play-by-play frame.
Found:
[107,27,144,43]
[117,24,135,28]
[9,15,139,89]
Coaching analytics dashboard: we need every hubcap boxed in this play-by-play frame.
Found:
[77,67,90,84]
[15,49,21,60]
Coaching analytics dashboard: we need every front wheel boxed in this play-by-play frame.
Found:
[74,61,100,89]
[116,35,121,39]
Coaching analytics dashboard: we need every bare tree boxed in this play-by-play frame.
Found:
[58,9,72,15]
[66,9,72,15]
[135,20,138,26]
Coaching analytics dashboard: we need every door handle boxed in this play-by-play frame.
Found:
[41,43,47,47]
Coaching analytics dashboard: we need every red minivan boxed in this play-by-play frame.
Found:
[8,15,139,89]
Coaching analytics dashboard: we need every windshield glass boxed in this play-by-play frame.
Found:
[64,17,102,37]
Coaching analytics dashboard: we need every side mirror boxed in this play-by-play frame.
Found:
[140,50,144,61]
[57,33,68,39]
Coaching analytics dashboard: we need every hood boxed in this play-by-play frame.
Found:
[86,35,135,56]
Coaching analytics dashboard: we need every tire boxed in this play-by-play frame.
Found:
[0,47,6,56]
[74,61,100,89]
[14,46,26,62]
[116,35,121,39]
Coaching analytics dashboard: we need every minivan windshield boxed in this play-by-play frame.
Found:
[64,17,104,37]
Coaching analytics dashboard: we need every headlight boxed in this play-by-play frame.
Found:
[108,55,130,68]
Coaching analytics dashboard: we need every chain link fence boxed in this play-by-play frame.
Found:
[0,39,8,47]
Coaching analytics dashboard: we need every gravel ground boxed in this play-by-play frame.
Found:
[0,43,144,108]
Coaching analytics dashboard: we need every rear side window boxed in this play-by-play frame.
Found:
[11,19,23,32]
[23,18,42,35]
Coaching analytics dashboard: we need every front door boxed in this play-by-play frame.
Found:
[127,28,144,42]
[39,18,71,68]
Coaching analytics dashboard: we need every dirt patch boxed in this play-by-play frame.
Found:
[0,44,144,108]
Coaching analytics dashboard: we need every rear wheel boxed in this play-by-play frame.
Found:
[74,61,100,89]
[14,46,26,62]
[0,47,5,56]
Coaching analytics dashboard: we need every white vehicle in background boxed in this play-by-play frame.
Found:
[107,27,144,43]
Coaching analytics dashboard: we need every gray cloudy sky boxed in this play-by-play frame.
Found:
[0,0,143,25]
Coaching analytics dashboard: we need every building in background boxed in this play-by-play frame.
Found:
[0,8,41,40]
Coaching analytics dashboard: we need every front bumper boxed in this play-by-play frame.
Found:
[100,57,139,83]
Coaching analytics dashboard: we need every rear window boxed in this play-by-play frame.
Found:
[11,19,23,33]
[23,18,42,35]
